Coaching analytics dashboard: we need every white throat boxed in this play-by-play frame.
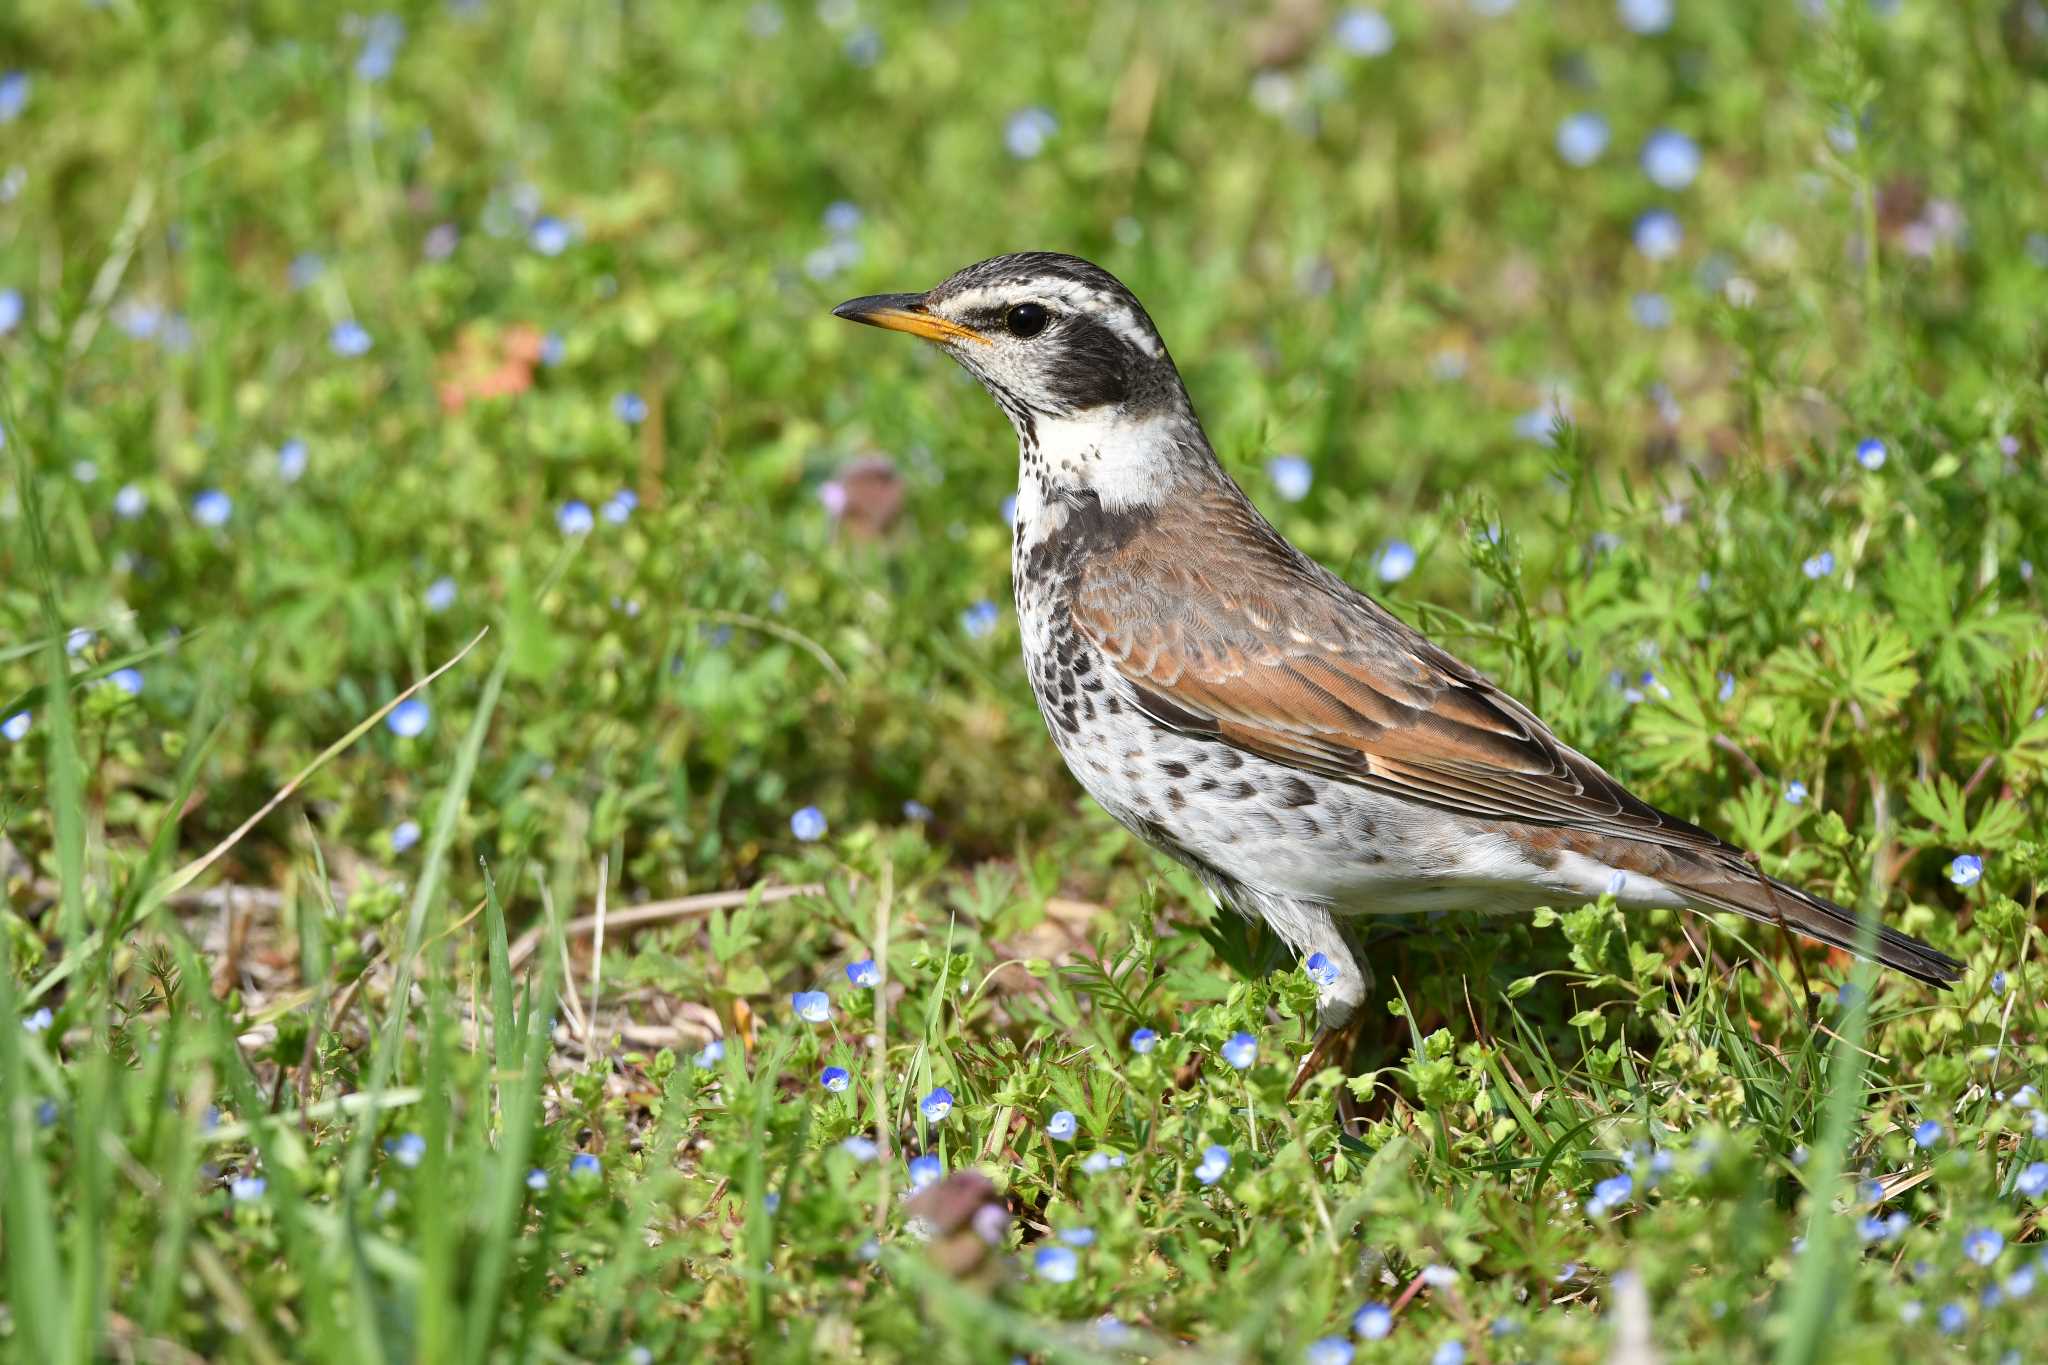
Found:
[1013,409,1187,532]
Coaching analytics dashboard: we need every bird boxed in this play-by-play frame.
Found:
[832,251,1961,1062]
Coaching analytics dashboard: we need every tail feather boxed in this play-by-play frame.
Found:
[1688,870,1962,988]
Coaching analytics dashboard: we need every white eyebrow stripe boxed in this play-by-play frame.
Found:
[934,279,1161,357]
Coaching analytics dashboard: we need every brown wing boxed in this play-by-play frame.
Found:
[1070,487,1726,852]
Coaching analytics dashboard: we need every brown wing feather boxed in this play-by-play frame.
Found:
[1071,487,1725,855]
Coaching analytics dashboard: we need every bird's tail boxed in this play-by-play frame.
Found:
[1681,865,1962,987]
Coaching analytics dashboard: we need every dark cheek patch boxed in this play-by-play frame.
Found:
[1044,317,1130,410]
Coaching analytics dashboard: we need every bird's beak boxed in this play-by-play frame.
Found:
[831,292,990,346]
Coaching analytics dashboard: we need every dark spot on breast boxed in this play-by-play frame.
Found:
[1277,777,1316,807]
[1228,781,1256,801]
[1217,750,1242,771]
[1158,760,1190,779]
[1166,787,1185,810]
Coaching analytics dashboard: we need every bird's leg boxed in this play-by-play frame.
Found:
[1288,925,1371,1100]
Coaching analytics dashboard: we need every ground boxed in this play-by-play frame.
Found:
[2,1,2046,1361]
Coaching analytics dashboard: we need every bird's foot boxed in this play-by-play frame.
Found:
[1289,1017,1361,1100]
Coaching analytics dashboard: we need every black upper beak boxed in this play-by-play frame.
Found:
[831,292,991,345]
[832,292,929,324]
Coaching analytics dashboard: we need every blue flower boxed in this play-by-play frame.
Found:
[66,627,94,656]
[1586,1172,1634,1217]
[1267,454,1313,502]
[1717,672,1736,702]
[2015,1163,2048,1198]
[1949,854,1983,887]
[1965,1227,2004,1266]
[2006,1265,2037,1299]
[921,1087,954,1121]
[229,1175,266,1202]
[1802,551,1835,579]
[23,1007,52,1034]
[1913,1119,1943,1148]
[1784,780,1808,806]
[1353,1302,1392,1339]
[1858,1213,1907,1243]
[1004,107,1058,159]
[907,1154,942,1191]
[961,600,1000,639]
[1632,291,1672,328]
[0,287,22,335]
[1640,129,1701,190]
[386,698,430,739]
[1856,437,1887,470]
[424,576,458,612]
[1634,209,1684,261]
[385,1132,426,1168]
[0,71,29,123]
[277,438,308,482]
[791,991,831,1024]
[1221,1032,1257,1069]
[1194,1144,1232,1185]
[1079,1150,1126,1174]
[1305,952,1339,987]
[902,800,933,823]
[569,1153,601,1178]
[790,806,828,841]
[519,1167,546,1192]
[1000,493,1019,527]
[1129,1027,1159,1054]
[1991,969,2007,996]
[839,1135,879,1162]
[329,320,373,357]
[692,1039,725,1068]
[390,819,421,854]
[762,1191,781,1213]
[353,13,405,81]
[846,959,880,988]
[1046,1110,1077,1141]
[1,711,28,743]
[529,216,575,256]
[1937,1301,1966,1334]
[288,254,324,290]
[115,484,147,519]
[820,1066,850,1092]
[1332,9,1394,57]
[1306,1339,1354,1365]
[1431,1345,1466,1365]
[108,668,144,696]
[1033,1245,1078,1282]
[557,500,595,535]
[823,200,863,236]
[614,392,648,425]
[1376,540,1417,584]
[1556,111,1610,166]
[603,490,637,525]
[1059,1226,1096,1246]
[192,489,233,527]
[1618,0,1673,34]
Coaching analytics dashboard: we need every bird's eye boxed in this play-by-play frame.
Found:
[1005,303,1050,338]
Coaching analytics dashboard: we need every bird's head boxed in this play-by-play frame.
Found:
[832,252,1191,431]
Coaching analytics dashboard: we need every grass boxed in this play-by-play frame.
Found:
[2,0,2046,1360]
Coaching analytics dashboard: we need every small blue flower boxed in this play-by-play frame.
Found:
[1305,953,1339,987]
[907,1154,943,1191]
[1586,1172,1634,1217]
[424,577,457,612]
[921,1087,954,1121]
[352,13,405,81]
[0,287,23,335]
[1004,107,1058,159]
[1856,438,1887,471]
[1937,1301,1966,1334]
[108,668,144,696]
[288,254,324,290]
[569,1153,601,1178]
[2006,1265,2037,1299]
[1306,1339,1355,1365]
[0,72,29,123]
[557,500,595,535]
[1802,551,1835,579]
[385,1132,426,1168]
[1634,209,1684,261]
[389,819,421,854]
[276,437,309,482]
[192,489,233,527]
[1046,1110,1077,1141]
[329,320,373,357]
[603,489,637,524]
[229,1175,266,1202]
[386,698,430,739]
[820,1066,850,1092]
[1079,1150,1125,1174]
[614,392,648,425]
[791,991,831,1024]
[1992,969,2007,996]
[23,1007,53,1034]
[1376,540,1417,584]
[1965,1227,2004,1266]
[1,711,28,743]
[1000,492,1019,527]
[1556,111,1610,166]
[1631,291,1672,328]
[692,1039,725,1068]
[1914,1119,1944,1148]
[2015,1162,2048,1198]
[1717,672,1736,702]
[539,331,565,366]
[1194,1144,1232,1185]
[901,800,933,823]
[1784,781,1808,806]
[1618,0,1673,34]
[114,484,147,519]
[763,1191,781,1213]
[66,627,94,656]
[1949,854,1983,888]
[1431,1345,1465,1365]
[529,216,575,256]
[526,1168,549,1191]
[839,1135,879,1162]
[1059,1226,1096,1246]
[1332,9,1394,57]
[1353,1302,1393,1340]
[1267,454,1313,502]
[823,200,862,236]
[1033,1245,1078,1283]
[790,806,827,841]
[1221,1032,1257,1070]
[961,600,1000,639]
[846,959,880,988]
[1640,129,1701,190]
